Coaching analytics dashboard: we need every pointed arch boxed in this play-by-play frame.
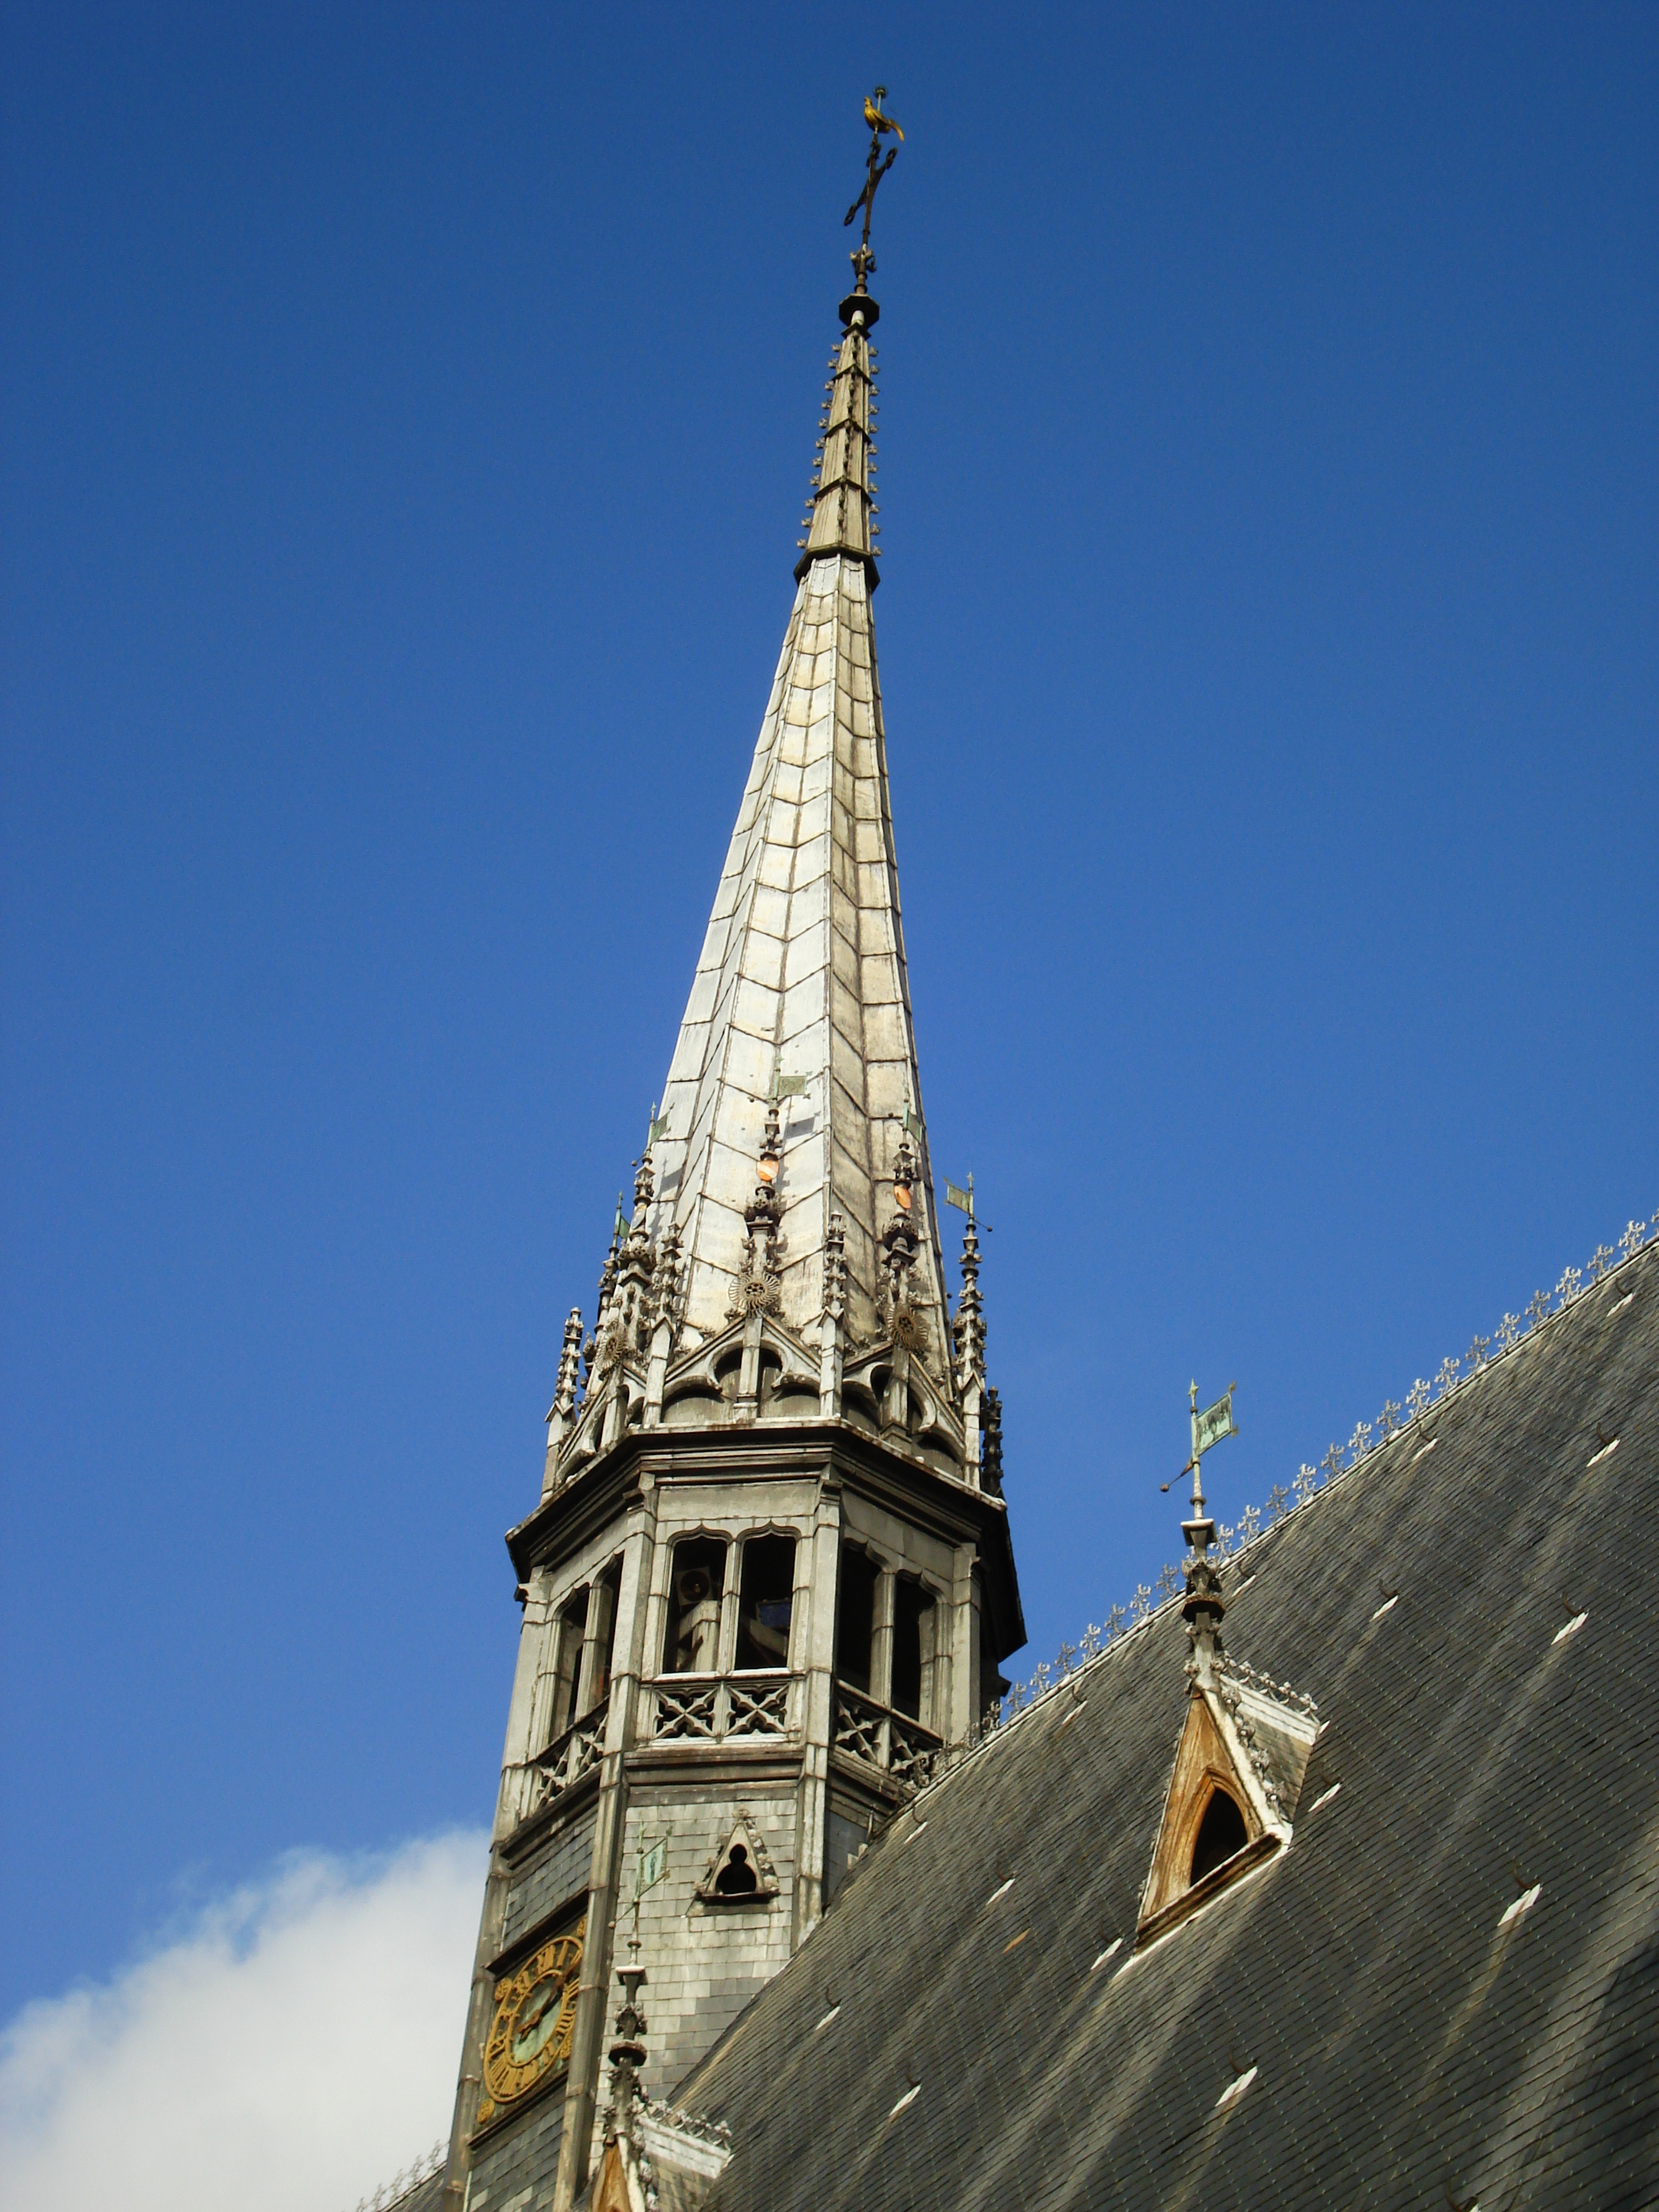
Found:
[1135,1688,1284,1949]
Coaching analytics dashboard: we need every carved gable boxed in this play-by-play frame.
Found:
[696,1813,781,1905]
[1136,1663,1318,1950]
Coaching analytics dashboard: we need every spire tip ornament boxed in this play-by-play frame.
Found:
[840,87,903,325]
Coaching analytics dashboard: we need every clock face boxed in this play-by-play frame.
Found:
[477,1920,585,2122]
[510,1971,565,2064]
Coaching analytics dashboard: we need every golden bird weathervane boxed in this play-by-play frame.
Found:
[844,86,903,285]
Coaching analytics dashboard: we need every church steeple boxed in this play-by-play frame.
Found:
[444,105,1024,2212]
[542,167,977,1488]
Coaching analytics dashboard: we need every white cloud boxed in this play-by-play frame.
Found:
[0,1830,487,2212]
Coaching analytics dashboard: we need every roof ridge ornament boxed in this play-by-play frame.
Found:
[1181,1380,1239,1690]
[961,1213,1658,1753]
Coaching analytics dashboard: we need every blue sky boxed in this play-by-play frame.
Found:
[3,0,1655,2056]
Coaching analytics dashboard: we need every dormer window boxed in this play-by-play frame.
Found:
[1135,1661,1318,1951]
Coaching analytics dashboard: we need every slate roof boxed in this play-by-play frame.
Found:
[675,1242,1659,2211]
[376,2170,444,2212]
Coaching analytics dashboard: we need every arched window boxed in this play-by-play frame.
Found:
[734,1534,796,1670]
[662,1537,727,1673]
[549,1587,588,1741]
[891,1575,937,1728]
[1190,1786,1249,1884]
[835,1545,879,1696]
[583,1563,621,1714]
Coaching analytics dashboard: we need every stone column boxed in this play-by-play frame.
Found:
[575,1572,618,1716]
[553,1482,659,2211]
[871,1567,896,1709]
[950,1542,981,1745]
[793,1473,842,1941]
[441,1573,551,2205]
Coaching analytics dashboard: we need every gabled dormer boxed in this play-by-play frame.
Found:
[1136,1657,1318,1948]
[1136,1406,1318,1949]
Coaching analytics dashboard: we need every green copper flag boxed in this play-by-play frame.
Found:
[1192,1387,1238,1460]
[636,1835,668,1898]
[945,1182,971,1214]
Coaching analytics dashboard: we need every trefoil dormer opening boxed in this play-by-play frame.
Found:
[696,1814,781,1906]
[1190,1784,1250,1883]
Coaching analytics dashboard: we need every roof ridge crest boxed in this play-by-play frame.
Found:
[947,1212,1655,1763]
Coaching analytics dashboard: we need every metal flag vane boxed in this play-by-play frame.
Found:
[644,1101,670,1148]
[1169,1380,1239,1558]
[627,1830,669,1946]
[945,1172,994,1233]
[1191,1378,1239,1464]
[893,1071,924,1145]
[635,1832,667,1903]
[844,86,903,278]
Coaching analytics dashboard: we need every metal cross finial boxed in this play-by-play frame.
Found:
[844,88,902,272]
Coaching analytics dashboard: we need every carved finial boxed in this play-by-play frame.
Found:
[745,1105,783,1239]
[759,1095,783,1184]
[553,1308,583,1418]
[824,1209,847,1319]
[594,1200,626,1324]
[728,1107,785,1321]
[953,1192,985,1382]
[981,1386,1004,1496]
[649,1221,682,1337]
[891,1130,917,1221]
[881,1130,921,1333]
[604,1927,649,2147]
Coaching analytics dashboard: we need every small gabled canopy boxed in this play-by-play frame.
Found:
[585,2099,733,2211]
[1136,1663,1317,1949]
[697,1815,781,1904]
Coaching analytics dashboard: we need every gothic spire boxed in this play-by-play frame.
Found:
[639,228,952,1371]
